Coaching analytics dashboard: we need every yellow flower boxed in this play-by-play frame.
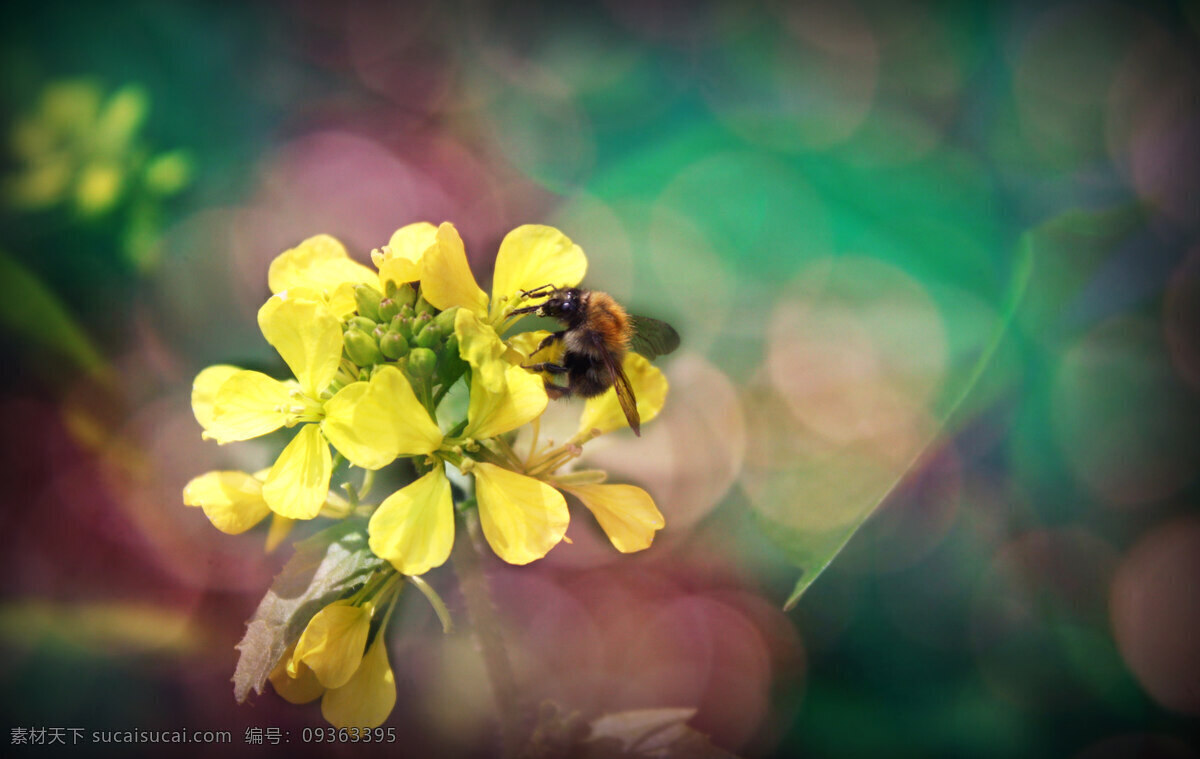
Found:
[365,326,558,572]
[270,629,397,730]
[420,222,587,328]
[6,79,192,223]
[267,223,438,317]
[268,236,375,317]
[473,462,568,565]
[192,291,442,519]
[182,469,333,551]
[521,352,670,554]
[366,305,558,573]
[371,222,437,288]
[321,635,396,729]
[368,465,455,577]
[557,483,664,554]
[269,645,325,704]
[290,600,374,689]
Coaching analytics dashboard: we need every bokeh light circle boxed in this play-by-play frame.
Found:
[1111,517,1200,716]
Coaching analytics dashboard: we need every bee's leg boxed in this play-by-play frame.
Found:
[524,361,568,375]
[543,382,571,400]
[524,360,571,399]
[531,331,565,356]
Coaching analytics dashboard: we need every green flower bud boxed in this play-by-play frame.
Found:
[392,315,414,342]
[392,283,417,310]
[378,297,400,322]
[380,332,410,360]
[432,305,459,335]
[384,279,398,299]
[349,316,376,333]
[354,284,383,322]
[344,328,383,367]
[414,292,437,318]
[415,324,442,350]
[407,347,437,379]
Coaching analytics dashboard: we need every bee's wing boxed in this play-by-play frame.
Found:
[600,344,641,436]
[629,315,681,361]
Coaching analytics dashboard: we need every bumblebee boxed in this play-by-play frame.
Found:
[510,285,680,436]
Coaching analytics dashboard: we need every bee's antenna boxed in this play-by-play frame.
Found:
[519,284,557,300]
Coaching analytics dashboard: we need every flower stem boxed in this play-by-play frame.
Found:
[452,509,528,758]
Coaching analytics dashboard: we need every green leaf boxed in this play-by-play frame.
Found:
[0,251,108,379]
[232,520,383,703]
[779,238,1033,611]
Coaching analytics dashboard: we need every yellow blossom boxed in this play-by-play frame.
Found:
[321,635,397,729]
[290,600,373,689]
[368,466,455,577]
[419,221,586,327]
[557,483,664,553]
[371,222,437,287]
[182,470,270,535]
[193,291,441,520]
[517,352,670,554]
[267,223,437,317]
[268,236,375,317]
[269,644,325,704]
[474,462,569,565]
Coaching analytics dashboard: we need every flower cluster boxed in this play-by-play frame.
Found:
[185,222,668,727]
[5,79,192,269]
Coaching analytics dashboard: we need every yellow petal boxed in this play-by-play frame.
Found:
[374,222,437,288]
[368,466,454,576]
[291,600,373,689]
[257,292,343,397]
[321,634,396,729]
[577,353,668,438]
[182,471,271,534]
[326,282,361,319]
[268,235,377,296]
[191,364,241,432]
[419,222,488,315]
[270,646,325,704]
[207,370,292,443]
[262,423,332,520]
[265,513,296,553]
[490,225,587,323]
[455,309,508,393]
[505,330,557,362]
[322,366,443,468]
[559,483,664,553]
[464,364,548,441]
[473,463,568,565]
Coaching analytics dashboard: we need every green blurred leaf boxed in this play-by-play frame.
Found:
[0,250,108,378]
[232,520,383,703]
[780,237,1033,610]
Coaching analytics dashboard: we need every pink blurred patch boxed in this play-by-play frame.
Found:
[488,561,799,753]
[1111,517,1200,715]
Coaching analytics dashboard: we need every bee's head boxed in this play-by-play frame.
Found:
[537,287,582,320]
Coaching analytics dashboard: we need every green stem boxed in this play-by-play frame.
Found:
[358,469,376,501]
[452,509,528,758]
[409,575,454,633]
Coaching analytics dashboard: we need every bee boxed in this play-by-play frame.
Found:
[510,284,680,436]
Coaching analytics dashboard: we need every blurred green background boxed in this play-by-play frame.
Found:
[2,0,1198,756]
